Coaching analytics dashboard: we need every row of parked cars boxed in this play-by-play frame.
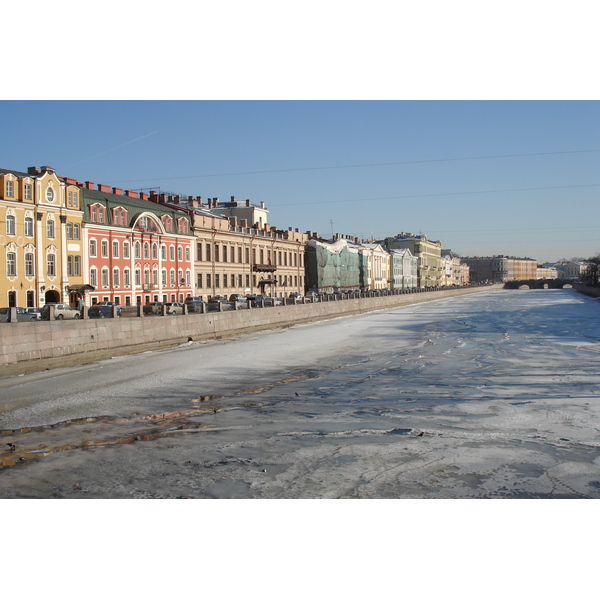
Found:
[1,291,331,323]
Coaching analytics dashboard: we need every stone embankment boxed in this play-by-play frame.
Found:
[0,285,502,377]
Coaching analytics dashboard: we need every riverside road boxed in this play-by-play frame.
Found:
[1,287,600,498]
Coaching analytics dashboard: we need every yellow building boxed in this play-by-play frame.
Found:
[0,166,84,308]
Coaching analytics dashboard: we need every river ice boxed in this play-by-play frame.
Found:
[1,287,600,500]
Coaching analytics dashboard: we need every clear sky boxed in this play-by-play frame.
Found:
[2,100,599,263]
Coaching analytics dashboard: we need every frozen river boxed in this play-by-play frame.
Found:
[1,287,600,498]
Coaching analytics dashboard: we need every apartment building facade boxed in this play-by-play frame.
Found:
[1,165,84,308]
[160,195,308,300]
[79,184,195,306]
[382,233,443,287]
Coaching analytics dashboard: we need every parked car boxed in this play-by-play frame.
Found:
[88,304,122,318]
[305,291,320,302]
[40,303,81,320]
[207,296,233,311]
[289,292,304,301]
[228,294,248,308]
[23,307,42,320]
[163,302,184,315]
[143,302,164,315]
[184,297,206,313]
[0,307,42,322]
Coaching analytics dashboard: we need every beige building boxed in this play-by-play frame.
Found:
[461,256,538,283]
[156,194,308,300]
[360,243,391,290]
[441,250,462,286]
[383,233,443,287]
[1,165,84,308]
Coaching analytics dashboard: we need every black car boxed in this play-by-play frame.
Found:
[88,304,122,318]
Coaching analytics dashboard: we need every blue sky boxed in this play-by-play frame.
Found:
[2,100,599,263]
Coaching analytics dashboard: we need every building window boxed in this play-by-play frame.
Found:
[170,246,175,261]
[152,243,158,260]
[223,274,227,288]
[231,247,235,263]
[46,219,55,238]
[67,255,74,276]
[68,191,78,207]
[66,222,73,239]
[6,252,16,276]
[215,274,220,288]
[25,252,34,277]
[113,268,120,287]
[185,246,190,261]
[89,239,97,257]
[112,241,119,258]
[47,254,56,276]
[6,214,15,235]
[74,255,81,276]
[124,269,130,287]
[144,242,150,259]
[231,274,235,287]
[162,269,167,287]
[6,180,14,197]
[178,246,183,261]
[214,245,219,262]
[206,274,211,288]
[170,269,175,286]
[101,240,108,258]
[90,268,97,288]
[24,216,33,237]
[186,270,191,285]
[135,269,141,286]
[161,245,166,260]
[46,187,54,202]
[205,244,211,261]
[196,243,202,261]
[134,242,141,258]
[102,268,109,287]
[24,183,32,200]
[197,273,202,288]
[123,241,130,259]
[222,246,227,263]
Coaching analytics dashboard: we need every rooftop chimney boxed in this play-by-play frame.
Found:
[246,199,250,207]
[85,181,95,189]
[27,166,40,175]
[112,187,123,195]
[97,184,111,193]
[125,190,138,198]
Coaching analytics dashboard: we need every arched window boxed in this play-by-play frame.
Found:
[6,214,15,235]
[90,268,97,288]
[152,243,158,259]
[143,242,150,259]
[101,268,109,287]
[24,216,34,237]
[25,252,34,277]
[134,241,141,258]
[113,268,120,287]
[6,252,16,276]
[46,218,55,238]
[47,253,56,276]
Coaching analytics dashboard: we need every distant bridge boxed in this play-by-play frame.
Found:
[503,279,574,290]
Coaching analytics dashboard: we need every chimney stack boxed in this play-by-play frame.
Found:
[85,181,95,189]
[112,187,122,195]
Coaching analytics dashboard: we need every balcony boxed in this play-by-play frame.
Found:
[253,264,277,273]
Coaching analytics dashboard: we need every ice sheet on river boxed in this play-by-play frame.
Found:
[1,288,600,499]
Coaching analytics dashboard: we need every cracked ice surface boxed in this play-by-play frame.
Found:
[1,288,600,499]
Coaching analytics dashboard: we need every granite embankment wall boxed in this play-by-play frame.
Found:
[0,285,501,375]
